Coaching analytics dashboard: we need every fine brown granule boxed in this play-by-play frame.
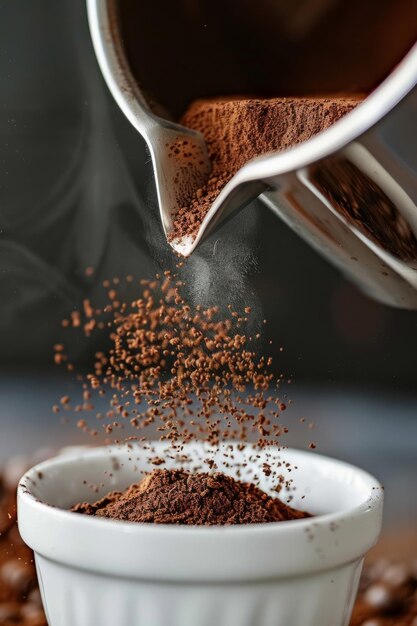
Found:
[72,468,310,525]
[55,271,308,484]
[171,96,362,242]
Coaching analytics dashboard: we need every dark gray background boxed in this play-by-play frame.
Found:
[1,0,417,386]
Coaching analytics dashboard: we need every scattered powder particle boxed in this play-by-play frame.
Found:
[70,311,81,328]
[54,272,304,484]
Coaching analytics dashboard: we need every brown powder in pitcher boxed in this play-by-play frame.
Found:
[171,96,362,242]
[72,468,310,525]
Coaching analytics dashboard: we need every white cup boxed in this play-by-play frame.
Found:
[18,443,383,626]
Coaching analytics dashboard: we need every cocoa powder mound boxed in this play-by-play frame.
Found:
[72,469,310,525]
[172,96,362,241]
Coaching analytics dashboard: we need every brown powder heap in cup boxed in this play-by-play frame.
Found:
[72,468,310,525]
[171,96,362,242]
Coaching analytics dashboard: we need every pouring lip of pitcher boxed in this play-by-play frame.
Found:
[235,42,417,185]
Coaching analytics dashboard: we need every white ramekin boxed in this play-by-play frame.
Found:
[17,443,383,626]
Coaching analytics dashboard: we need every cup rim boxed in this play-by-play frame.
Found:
[17,444,383,582]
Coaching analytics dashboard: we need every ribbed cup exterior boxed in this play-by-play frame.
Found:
[36,555,363,626]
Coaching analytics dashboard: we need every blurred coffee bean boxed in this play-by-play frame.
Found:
[0,559,36,597]
[0,510,14,535]
[0,600,21,622]
[364,583,396,610]
[368,560,390,581]
[351,560,417,626]
[21,600,46,621]
[0,482,15,535]
[381,563,409,587]
[27,588,42,607]
[7,523,26,547]
[410,560,417,581]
